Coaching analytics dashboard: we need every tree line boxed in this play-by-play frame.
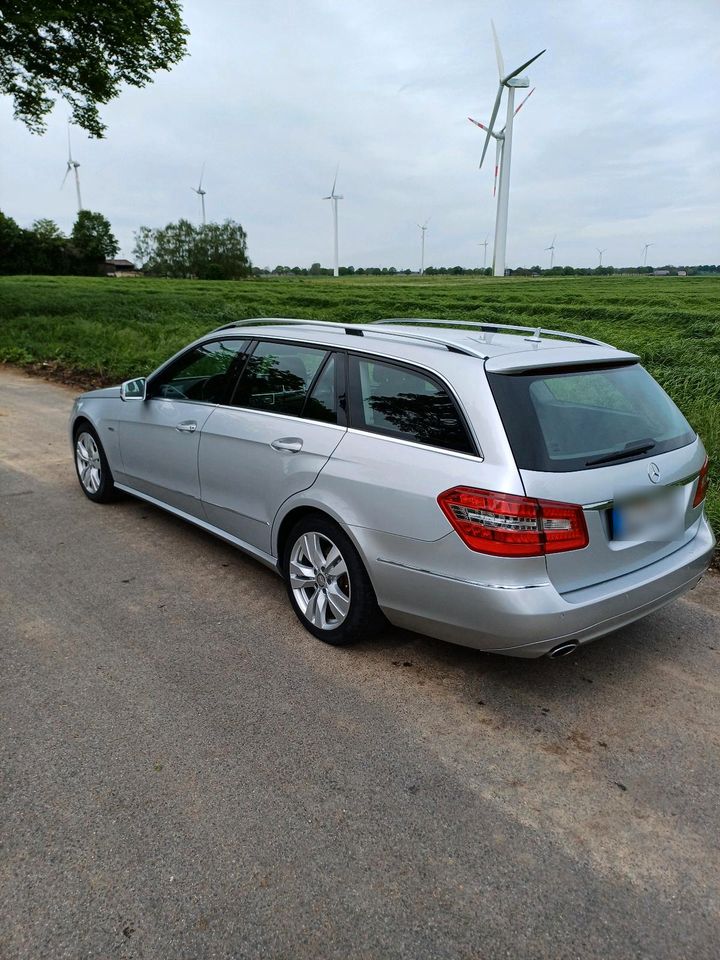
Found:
[0,210,119,275]
[264,263,716,277]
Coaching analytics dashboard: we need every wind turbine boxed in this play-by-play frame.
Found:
[479,234,489,270]
[193,164,207,225]
[323,167,343,277]
[61,126,83,213]
[642,242,654,267]
[469,86,534,200]
[597,248,606,267]
[417,219,430,275]
[545,235,556,269]
[475,22,545,277]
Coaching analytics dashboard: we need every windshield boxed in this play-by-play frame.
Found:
[488,362,695,472]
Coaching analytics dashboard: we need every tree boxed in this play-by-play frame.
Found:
[0,210,25,273]
[0,1,189,137]
[30,217,68,273]
[191,220,251,280]
[71,210,118,272]
[133,219,252,279]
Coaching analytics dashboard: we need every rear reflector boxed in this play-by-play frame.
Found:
[437,486,589,557]
[692,456,710,508]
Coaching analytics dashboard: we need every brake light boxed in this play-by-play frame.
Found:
[437,486,589,557]
[692,457,710,508]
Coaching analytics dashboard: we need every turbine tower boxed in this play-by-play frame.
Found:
[545,235,556,269]
[642,242,654,267]
[597,248,606,267]
[323,167,343,277]
[61,126,83,213]
[417,219,429,275]
[476,22,545,277]
[193,164,207,225]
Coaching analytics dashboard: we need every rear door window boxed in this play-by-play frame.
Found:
[488,363,695,471]
[348,355,474,454]
[231,340,330,417]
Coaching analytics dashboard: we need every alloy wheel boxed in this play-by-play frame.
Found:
[289,532,351,630]
[75,432,102,494]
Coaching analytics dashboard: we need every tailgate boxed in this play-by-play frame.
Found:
[520,443,706,592]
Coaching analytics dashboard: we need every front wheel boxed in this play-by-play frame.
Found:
[74,424,116,503]
[283,515,384,646]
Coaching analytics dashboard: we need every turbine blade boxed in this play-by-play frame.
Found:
[493,138,501,197]
[61,166,70,190]
[468,117,489,130]
[198,162,205,191]
[331,163,339,197]
[514,87,535,116]
[479,85,503,167]
[67,125,73,163]
[491,20,505,79]
[504,49,546,84]
[551,234,556,247]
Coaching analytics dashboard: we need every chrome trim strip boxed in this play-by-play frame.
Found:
[376,557,548,590]
[209,404,347,430]
[583,471,700,512]
[346,427,484,463]
[583,499,615,512]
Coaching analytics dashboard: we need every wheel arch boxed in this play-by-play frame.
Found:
[273,498,377,588]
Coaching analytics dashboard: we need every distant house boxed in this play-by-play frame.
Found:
[653,269,670,276]
[104,258,140,277]
[677,270,687,277]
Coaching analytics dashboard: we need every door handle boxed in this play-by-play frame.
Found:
[176,420,197,433]
[271,437,303,453]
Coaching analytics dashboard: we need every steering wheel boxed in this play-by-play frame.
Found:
[158,383,186,400]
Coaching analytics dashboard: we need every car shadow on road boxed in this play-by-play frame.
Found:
[114,490,711,722]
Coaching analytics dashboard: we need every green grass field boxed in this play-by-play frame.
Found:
[1,273,718,535]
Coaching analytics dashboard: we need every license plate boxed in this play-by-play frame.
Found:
[612,488,684,543]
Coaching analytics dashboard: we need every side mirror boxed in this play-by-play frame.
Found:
[120,377,147,401]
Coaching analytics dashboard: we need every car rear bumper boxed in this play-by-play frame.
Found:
[367,517,715,658]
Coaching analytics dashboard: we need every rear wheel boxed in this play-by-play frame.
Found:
[74,424,116,503]
[283,515,384,646]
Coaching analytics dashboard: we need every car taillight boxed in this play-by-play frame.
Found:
[437,486,589,557]
[692,457,710,508]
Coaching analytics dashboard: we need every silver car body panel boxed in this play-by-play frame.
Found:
[198,405,346,553]
[70,320,715,658]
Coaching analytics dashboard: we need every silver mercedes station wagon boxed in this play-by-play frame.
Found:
[70,318,714,658]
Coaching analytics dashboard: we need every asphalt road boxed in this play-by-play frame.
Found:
[1,366,719,960]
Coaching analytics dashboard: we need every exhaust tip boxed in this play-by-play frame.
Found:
[547,640,579,659]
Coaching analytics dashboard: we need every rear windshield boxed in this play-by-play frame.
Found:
[487,362,695,472]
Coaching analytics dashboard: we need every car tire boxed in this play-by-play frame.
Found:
[73,422,117,503]
[283,514,385,646]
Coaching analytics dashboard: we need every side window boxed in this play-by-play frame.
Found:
[302,354,338,424]
[149,340,248,404]
[233,341,329,417]
[349,356,474,454]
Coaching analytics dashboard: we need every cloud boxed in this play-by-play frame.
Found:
[1,0,718,268]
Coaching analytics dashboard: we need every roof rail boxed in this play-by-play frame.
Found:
[212,317,487,358]
[373,318,609,348]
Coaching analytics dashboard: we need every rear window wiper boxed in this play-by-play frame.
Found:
[585,440,656,467]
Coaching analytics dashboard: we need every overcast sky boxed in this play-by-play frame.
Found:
[1,0,718,269]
